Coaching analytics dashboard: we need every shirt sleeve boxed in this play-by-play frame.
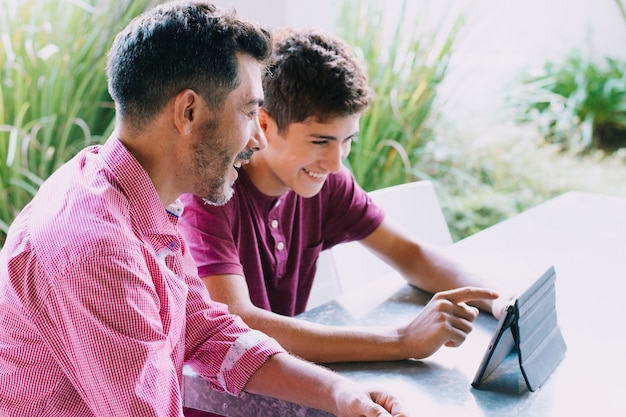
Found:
[179,193,244,279]
[181,255,286,396]
[17,242,186,416]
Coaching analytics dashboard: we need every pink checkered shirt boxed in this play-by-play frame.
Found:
[0,137,285,416]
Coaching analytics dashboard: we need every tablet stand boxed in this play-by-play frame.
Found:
[514,266,567,391]
[472,266,567,392]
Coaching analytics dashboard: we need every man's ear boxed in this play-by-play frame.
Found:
[173,89,201,135]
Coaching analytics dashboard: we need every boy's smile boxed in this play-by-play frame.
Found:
[245,110,361,197]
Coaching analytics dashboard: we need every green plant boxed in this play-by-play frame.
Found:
[430,133,558,241]
[0,0,156,246]
[425,122,626,240]
[335,0,464,191]
[512,52,626,153]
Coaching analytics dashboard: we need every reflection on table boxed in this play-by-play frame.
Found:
[183,191,626,416]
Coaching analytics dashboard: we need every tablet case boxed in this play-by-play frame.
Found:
[471,265,567,392]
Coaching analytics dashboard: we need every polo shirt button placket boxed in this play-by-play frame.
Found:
[269,196,287,275]
[270,220,285,251]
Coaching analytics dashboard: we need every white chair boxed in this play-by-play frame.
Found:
[307,180,452,309]
[306,250,341,309]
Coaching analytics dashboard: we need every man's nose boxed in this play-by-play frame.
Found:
[249,116,267,151]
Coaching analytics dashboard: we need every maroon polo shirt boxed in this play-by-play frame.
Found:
[179,166,384,316]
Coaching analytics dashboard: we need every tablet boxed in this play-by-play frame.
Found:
[471,265,566,391]
[471,304,516,386]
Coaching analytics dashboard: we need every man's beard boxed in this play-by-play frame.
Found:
[201,148,252,206]
[202,186,233,207]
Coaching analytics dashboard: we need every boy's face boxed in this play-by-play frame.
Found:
[249,110,360,198]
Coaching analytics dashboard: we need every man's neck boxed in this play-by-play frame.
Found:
[115,123,181,208]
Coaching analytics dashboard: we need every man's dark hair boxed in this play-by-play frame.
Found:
[262,27,372,133]
[106,0,272,126]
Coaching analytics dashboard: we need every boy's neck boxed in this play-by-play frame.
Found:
[244,157,290,197]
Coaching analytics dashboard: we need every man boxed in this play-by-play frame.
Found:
[179,27,504,364]
[0,3,406,416]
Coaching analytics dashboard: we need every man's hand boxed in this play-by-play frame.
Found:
[333,382,408,417]
[398,287,499,359]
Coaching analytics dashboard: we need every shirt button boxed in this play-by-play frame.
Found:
[277,242,285,251]
[271,220,279,228]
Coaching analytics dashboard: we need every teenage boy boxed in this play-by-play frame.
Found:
[179,27,502,364]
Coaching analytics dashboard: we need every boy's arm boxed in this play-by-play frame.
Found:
[359,218,510,318]
[203,273,496,363]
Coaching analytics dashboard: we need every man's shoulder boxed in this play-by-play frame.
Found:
[28,170,135,260]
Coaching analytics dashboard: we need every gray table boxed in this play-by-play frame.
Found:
[183,191,626,416]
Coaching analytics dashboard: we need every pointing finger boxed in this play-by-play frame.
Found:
[433,286,499,305]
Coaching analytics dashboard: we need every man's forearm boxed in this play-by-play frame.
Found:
[243,352,342,415]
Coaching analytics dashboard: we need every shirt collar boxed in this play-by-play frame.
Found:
[98,135,177,236]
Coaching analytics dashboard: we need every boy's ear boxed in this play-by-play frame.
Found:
[258,107,277,136]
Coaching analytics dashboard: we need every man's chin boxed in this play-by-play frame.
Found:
[202,186,234,206]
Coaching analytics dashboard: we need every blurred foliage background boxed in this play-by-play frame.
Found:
[337,0,464,191]
[1,0,626,247]
[512,52,626,153]
[0,0,157,245]
[336,0,626,241]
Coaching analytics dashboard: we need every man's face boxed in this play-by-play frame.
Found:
[250,112,361,198]
[190,54,266,205]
